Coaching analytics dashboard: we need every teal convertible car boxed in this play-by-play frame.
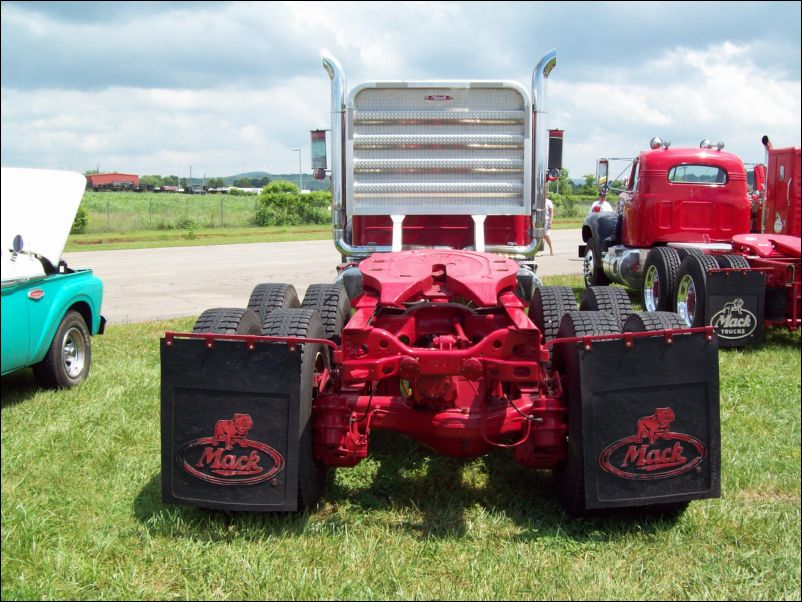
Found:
[1,168,105,388]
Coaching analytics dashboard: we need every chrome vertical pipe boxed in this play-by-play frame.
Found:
[531,49,557,247]
[322,51,346,233]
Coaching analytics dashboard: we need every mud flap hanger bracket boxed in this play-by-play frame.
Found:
[164,332,341,355]
[545,326,715,352]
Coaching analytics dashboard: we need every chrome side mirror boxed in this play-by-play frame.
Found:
[311,129,328,180]
[596,158,609,186]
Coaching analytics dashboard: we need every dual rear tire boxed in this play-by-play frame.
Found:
[552,309,690,518]
[674,253,719,327]
[192,305,329,511]
[191,282,351,510]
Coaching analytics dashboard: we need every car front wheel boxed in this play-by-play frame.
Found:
[33,310,92,388]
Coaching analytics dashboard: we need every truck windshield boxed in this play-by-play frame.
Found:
[668,164,727,185]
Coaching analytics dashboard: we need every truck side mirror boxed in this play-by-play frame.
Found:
[548,129,563,171]
[12,234,23,254]
[310,129,327,180]
[597,159,609,187]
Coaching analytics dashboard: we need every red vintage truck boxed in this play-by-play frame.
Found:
[579,136,800,347]
[160,51,722,518]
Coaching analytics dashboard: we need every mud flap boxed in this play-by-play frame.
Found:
[579,335,720,510]
[161,338,303,511]
[705,270,765,347]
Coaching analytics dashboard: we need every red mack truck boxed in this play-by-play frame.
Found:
[579,136,800,347]
[160,51,721,517]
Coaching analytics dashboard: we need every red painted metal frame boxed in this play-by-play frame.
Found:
[168,325,712,470]
[172,247,721,472]
[352,215,531,249]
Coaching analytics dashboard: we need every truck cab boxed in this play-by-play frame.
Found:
[580,136,800,347]
[618,143,749,248]
[581,138,750,290]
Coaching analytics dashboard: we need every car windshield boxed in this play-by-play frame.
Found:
[668,164,727,184]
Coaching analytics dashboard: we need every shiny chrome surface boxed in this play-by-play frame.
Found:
[601,244,644,289]
[323,49,558,259]
[322,51,346,230]
[676,273,697,326]
[531,49,557,250]
[62,325,86,378]
[643,264,659,311]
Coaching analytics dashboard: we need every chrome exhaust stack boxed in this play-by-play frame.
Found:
[321,52,347,238]
[323,51,393,257]
[530,49,557,250]
[483,49,557,260]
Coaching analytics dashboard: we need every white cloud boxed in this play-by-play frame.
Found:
[551,42,801,176]
[1,76,330,174]
[1,2,800,178]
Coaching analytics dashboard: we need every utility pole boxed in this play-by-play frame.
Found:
[293,148,303,192]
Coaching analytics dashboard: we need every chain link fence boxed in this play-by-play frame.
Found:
[79,191,264,233]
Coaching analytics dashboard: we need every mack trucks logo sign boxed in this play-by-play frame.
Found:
[598,408,706,480]
[176,413,285,486]
[710,298,757,340]
[424,94,453,101]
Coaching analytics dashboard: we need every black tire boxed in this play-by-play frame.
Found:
[261,308,328,510]
[582,237,610,287]
[642,247,681,312]
[675,254,718,327]
[530,286,577,343]
[622,311,689,333]
[579,286,633,328]
[192,307,261,334]
[247,283,300,325]
[715,254,750,269]
[551,311,620,517]
[33,310,92,389]
[301,283,350,343]
[676,248,708,261]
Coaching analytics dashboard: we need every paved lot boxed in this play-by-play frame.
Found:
[64,229,583,323]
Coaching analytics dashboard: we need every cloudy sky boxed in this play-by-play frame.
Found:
[1,1,800,180]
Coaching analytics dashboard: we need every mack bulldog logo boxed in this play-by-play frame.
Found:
[599,408,706,480]
[710,298,757,340]
[177,413,284,486]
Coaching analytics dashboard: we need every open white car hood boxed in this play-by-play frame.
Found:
[1,168,86,278]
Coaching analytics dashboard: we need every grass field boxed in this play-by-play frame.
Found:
[80,191,261,233]
[65,225,333,252]
[2,278,799,600]
[68,191,587,252]
[65,221,582,252]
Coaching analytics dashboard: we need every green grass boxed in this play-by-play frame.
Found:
[2,279,799,600]
[65,225,332,252]
[65,222,578,252]
[68,190,584,252]
[80,191,261,233]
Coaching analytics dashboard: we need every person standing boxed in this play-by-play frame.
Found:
[588,184,614,214]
